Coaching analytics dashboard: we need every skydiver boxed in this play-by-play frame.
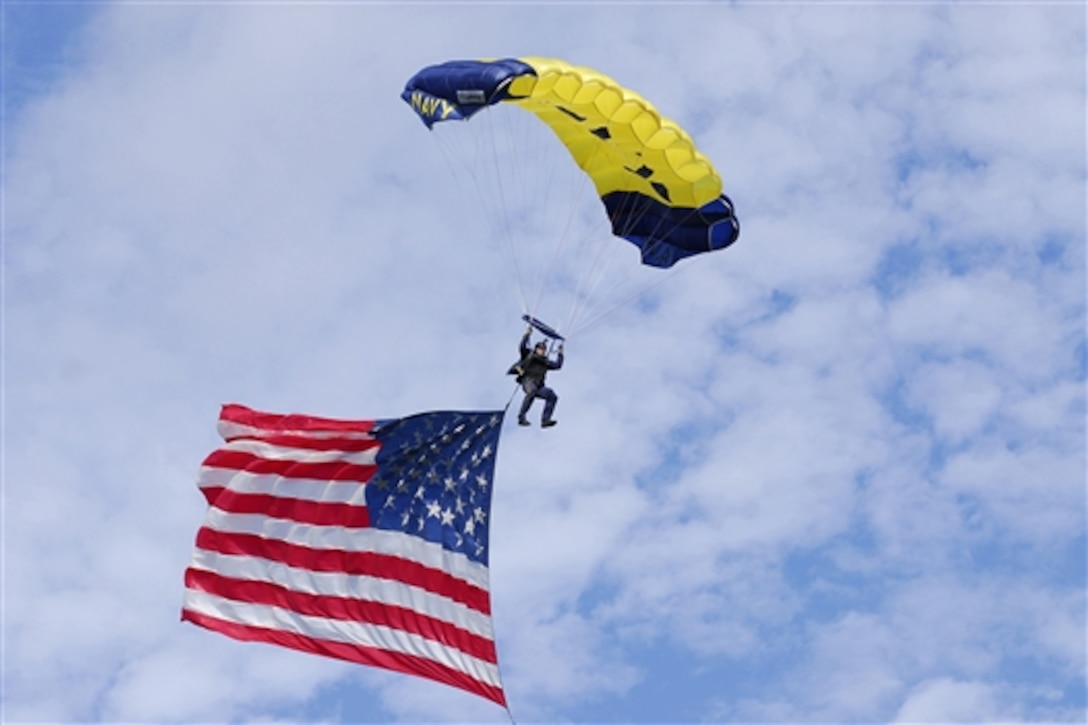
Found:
[509,325,563,428]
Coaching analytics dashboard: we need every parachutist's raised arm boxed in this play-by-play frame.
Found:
[520,329,532,357]
[550,346,564,371]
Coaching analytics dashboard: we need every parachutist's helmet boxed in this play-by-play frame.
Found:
[534,341,547,354]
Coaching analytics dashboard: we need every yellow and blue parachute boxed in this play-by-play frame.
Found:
[402,57,739,269]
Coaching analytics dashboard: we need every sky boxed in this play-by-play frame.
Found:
[3,1,1086,723]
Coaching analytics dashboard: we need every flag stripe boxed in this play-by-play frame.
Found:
[185,568,497,663]
[199,489,371,528]
[182,589,501,687]
[197,469,370,504]
[218,403,380,436]
[187,549,494,638]
[207,438,381,464]
[181,608,506,706]
[220,433,383,453]
[196,527,491,614]
[202,449,377,481]
[201,508,490,589]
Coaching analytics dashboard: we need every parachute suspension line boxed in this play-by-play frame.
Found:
[560,181,702,340]
[574,179,715,337]
[570,203,650,332]
[565,262,685,341]
[429,123,501,235]
[566,253,616,334]
[432,124,531,317]
[571,212,723,341]
[563,182,657,335]
[520,102,563,311]
[514,106,588,327]
[553,142,626,336]
[561,208,619,336]
[479,108,531,316]
[529,148,596,326]
[509,103,571,324]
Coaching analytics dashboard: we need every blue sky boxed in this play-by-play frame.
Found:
[3,2,1085,723]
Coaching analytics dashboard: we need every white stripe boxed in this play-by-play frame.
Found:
[188,549,495,639]
[214,438,379,465]
[182,589,502,689]
[198,468,369,504]
[202,508,490,590]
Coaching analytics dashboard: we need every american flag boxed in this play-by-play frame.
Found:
[182,403,508,707]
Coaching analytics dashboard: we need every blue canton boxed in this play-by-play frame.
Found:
[366,410,504,565]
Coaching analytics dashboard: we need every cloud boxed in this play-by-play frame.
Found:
[894,678,1014,723]
[4,2,1083,722]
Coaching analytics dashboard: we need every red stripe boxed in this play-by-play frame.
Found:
[182,608,506,707]
[221,404,379,435]
[202,488,370,528]
[185,568,496,663]
[196,528,491,615]
[201,450,377,482]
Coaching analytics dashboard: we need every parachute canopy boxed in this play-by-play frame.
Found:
[402,57,739,269]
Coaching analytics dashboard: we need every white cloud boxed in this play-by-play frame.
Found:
[4,2,1083,722]
[904,358,1004,444]
[894,678,1012,722]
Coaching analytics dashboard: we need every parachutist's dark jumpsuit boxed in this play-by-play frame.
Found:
[515,331,563,425]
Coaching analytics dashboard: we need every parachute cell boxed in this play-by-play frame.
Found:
[402,57,740,269]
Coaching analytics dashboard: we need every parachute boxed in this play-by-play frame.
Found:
[402,57,740,336]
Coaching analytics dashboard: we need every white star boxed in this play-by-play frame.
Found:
[473,506,486,524]
[426,501,442,519]
[476,474,489,489]
[440,508,455,526]
[444,476,458,492]
[464,518,476,535]
[480,444,492,459]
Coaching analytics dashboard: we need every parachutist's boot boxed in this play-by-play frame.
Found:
[518,417,530,426]
[541,418,557,428]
